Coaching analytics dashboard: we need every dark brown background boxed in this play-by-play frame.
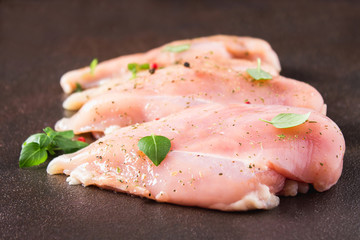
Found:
[1,0,359,239]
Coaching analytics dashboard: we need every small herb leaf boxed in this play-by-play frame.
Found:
[75,83,83,92]
[22,133,50,148]
[138,134,171,166]
[127,63,137,72]
[19,142,48,168]
[128,62,150,79]
[90,58,98,75]
[260,112,311,128]
[139,63,150,70]
[164,43,191,53]
[44,127,74,140]
[43,127,55,137]
[246,58,272,80]
[53,136,88,154]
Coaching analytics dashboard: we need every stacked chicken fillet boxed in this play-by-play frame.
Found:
[47,35,345,211]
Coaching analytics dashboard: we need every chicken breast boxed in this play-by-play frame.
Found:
[60,35,281,93]
[47,103,345,211]
[56,61,324,134]
[63,57,279,110]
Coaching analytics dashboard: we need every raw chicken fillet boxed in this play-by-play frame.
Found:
[47,35,345,211]
[60,35,281,93]
[56,59,324,134]
[48,104,345,211]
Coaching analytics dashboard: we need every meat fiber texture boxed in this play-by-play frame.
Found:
[48,35,345,211]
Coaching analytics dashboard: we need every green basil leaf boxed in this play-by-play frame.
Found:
[75,83,83,92]
[43,127,57,140]
[55,130,74,139]
[127,63,150,79]
[138,134,171,166]
[260,112,311,128]
[47,146,56,155]
[22,133,50,148]
[19,142,48,168]
[44,127,74,140]
[53,135,88,153]
[164,43,191,53]
[127,63,138,72]
[139,63,150,70]
[90,58,98,75]
[246,58,272,80]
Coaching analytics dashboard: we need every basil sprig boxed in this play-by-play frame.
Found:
[138,134,171,166]
[164,43,191,53]
[90,58,98,75]
[128,63,150,79]
[246,58,272,80]
[260,112,311,128]
[19,127,88,168]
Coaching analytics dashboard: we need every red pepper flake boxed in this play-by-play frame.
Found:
[150,63,158,69]
[77,137,86,142]
[155,118,160,120]
[245,101,251,104]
